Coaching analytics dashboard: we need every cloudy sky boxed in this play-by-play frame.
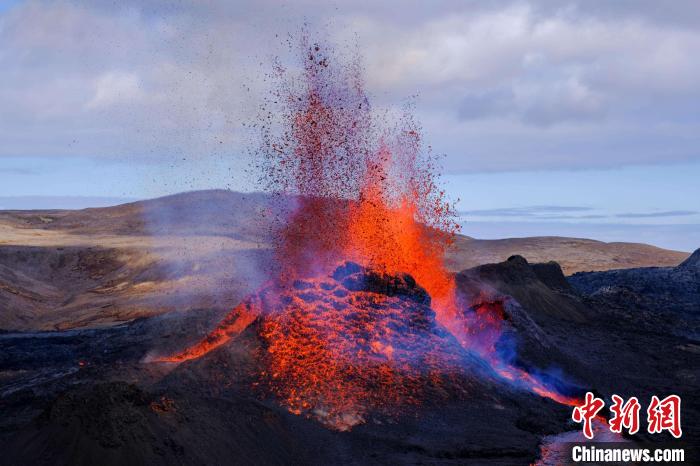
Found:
[1,0,699,250]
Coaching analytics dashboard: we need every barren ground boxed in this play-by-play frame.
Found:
[0,190,689,331]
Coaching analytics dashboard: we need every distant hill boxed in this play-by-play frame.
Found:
[446,234,689,275]
[0,189,691,331]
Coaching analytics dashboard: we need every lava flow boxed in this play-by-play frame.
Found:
[159,37,582,429]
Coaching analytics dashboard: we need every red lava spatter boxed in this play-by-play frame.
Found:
[160,36,582,429]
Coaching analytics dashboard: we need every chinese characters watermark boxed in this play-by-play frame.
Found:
[571,392,681,439]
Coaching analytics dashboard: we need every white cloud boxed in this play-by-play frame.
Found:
[355,4,700,97]
[1,0,699,173]
[87,72,144,109]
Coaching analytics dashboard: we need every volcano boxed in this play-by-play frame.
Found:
[159,261,499,430]
[2,252,698,465]
[152,37,585,432]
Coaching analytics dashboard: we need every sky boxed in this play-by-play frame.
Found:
[1,0,699,251]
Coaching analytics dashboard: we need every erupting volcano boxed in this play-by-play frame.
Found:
[159,37,580,429]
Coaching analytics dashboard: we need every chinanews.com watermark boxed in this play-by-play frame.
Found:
[565,392,689,464]
[569,443,685,463]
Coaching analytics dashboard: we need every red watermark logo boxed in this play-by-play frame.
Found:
[571,392,682,439]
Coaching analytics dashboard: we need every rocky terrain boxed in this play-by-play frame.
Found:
[0,190,689,331]
[1,248,697,464]
[0,191,696,465]
[569,249,700,340]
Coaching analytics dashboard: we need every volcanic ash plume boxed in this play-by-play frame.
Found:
[159,37,579,429]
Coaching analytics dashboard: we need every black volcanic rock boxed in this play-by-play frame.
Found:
[454,255,699,459]
[455,257,595,389]
[456,255,589,323]
[336,262,431,305]
[331,261,365,280]
[564,253,700,456]
[0,260,578,466]
[2,253,699,465]
[569,248,700,339]
[679,248,700,270]
[530,261,573,293]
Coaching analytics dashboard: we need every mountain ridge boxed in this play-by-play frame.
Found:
[0,189,693,331]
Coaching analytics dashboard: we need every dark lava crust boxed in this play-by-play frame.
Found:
[1,253,698,465]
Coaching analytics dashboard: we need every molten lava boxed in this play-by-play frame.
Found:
[160,36,582,429]
[257,263,468,429]
[165,262,471,429]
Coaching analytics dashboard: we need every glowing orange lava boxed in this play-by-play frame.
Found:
[255,267,467,429]
[159,297,260,363]
[159,37,581,430]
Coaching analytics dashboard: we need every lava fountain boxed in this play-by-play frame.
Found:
[158,36,582,429]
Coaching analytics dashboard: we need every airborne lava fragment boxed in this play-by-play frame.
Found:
[159,35,582,430]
